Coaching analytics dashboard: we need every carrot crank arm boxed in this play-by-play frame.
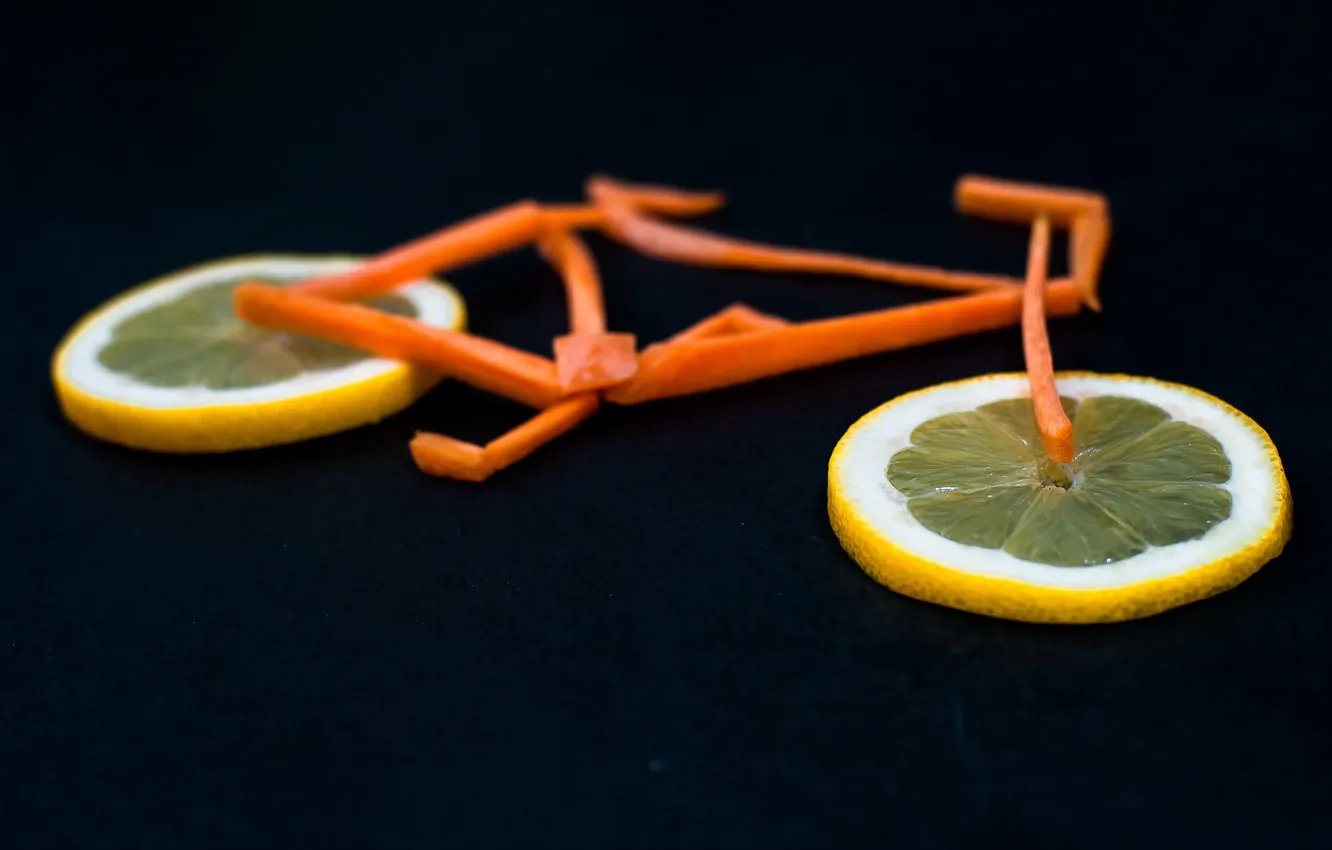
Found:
[410,393,601,483]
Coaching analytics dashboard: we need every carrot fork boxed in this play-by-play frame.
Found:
[1021,216,1075,463]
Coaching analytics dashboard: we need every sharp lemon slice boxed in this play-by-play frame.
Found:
[828,372,1292,624]
[52,255,466,453]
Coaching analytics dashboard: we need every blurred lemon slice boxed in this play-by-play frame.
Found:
[52,254,466,453]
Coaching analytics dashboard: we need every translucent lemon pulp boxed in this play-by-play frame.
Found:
[887,395,1232,567]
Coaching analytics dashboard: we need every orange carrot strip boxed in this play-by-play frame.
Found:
[954,174,1107,228]
[483,393,601,472]
[604,279,1083,405]
[235,282,565,409]
[1022,216,1075,463]
[663,303,789,345]
[585,175,726,218]
[1070,212,1110,312]
[295,201,546,301]
[587,192,1024,294]
[409,433,494,482]
[539,196,724,233]
[536,228,608,335]
[539,204,608,230]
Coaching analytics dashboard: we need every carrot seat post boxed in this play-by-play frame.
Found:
[537,228,639,394]
[953,174,1112,310]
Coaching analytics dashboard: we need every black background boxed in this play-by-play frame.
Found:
[3,0,1330,846]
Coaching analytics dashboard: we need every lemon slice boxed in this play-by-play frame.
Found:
[827,372,1292,623]
[52,255,467,453]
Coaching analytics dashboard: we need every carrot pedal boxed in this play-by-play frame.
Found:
[409,432,494,482]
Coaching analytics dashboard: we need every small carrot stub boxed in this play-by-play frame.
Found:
[583,175,727,218]
[1021,215,1075,464]
[664,303,789,345]
[1070,213,1110,312]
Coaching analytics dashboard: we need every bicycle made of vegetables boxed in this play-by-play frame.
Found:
[232,173,1109,481]
[58,172,1293,623]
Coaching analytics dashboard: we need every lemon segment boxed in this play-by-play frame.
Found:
[52,255,467,453]
[827,372,1292,624]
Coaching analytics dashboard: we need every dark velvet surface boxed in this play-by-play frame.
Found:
[3,1,1329,846]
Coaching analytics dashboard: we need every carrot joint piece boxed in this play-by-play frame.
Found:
[553,333,638,393]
